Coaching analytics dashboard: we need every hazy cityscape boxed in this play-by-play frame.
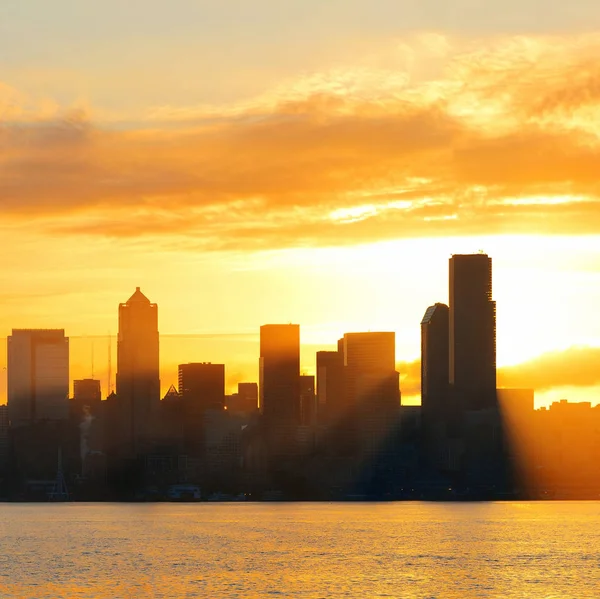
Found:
[0,253,596,502]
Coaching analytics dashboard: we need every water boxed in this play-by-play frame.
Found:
[0,502,598,598]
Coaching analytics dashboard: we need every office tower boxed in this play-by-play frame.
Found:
[299,375,316,426]
[342,332,400,456]
[343,332,396,373]
[259,324,300,423]
[449,254,497,410]
[420,303,449,422]
[71,378,102,422]
[178,363,225,411]
[178,363,225,457]
[74,379,102,404]
[238,382,258,410]
[342,332,398,412]
[7,329,69,427]
[0,405,8,472]
[316,350,345,424]
[116,288,160,451]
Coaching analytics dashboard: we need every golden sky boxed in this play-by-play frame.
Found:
[2,3,600,406]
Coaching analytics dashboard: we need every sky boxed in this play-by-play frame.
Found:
[2,0,600,406]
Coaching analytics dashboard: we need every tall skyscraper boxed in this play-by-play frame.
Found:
[177,363,225,456]
[342,332,400,456]
[0,405,9,473]
[7,329,69,427]
[420,303,449,422]
[116,288,160,452]
[178,363,225,412]
[449,254,496,410]
[316,350,345,424]
[299,374,316,426]
[259,324,300,423]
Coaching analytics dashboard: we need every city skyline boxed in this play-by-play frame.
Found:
[2,5,600,415]
[0,255,599,409]
[3,2,600,596]
[3,250,596,503]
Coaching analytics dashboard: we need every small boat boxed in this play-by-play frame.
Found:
[166,484,201,501]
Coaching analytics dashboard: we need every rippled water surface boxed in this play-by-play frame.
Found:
[1,502,599,598]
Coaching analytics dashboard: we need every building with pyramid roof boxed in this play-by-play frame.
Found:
[116,288,160,455]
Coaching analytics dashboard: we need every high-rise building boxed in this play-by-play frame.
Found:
[177,363,225,456]
[299,375,316,426]
[0,405,8,472]
[316,350,345,424]
[7,329,69,427]
[449,254,496,410]
[420,303,449,422]
[178,363,225,412]
[74,379,102,404]
[343,332,396,373]
[259,324,300,423]
[116,288,160,452]
[342,332,400,456]
[71,378,102,422]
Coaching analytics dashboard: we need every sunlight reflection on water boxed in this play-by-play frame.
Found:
[0,502,598,598]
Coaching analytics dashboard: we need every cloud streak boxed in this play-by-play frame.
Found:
[3,33,600,250]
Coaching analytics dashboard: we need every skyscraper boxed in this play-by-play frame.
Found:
[449,254,496,410]
[178,363,225,412]
[71,378,102,421]
[299,374,316,426]
[0,405,7,473]
[237,382,259,412]
[177,363,225,456]
[420,303,449,422]
[316,350,345,424]
[342,332,400,456]
[7,329,69,427]
[116,288,160,452]
[74,379,102,404]
[259,324,300,423]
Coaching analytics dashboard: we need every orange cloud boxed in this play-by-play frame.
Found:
[399,345,600,400]
[3,34,600,250]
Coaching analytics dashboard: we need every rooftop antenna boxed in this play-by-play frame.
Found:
[91,339,95,380]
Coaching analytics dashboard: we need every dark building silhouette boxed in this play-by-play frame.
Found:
[227,382,259,414]
[116,288,160,454]
[449,254,497,410]
[7,329,69,428]
[420,303,451,471]
[238,382,259,413]
[72,379,102,418]
[299,375,316,426]
[178,363,225,411]
[316,350,345,424]
[420,303,449,423]
[342,332,400,457]
[70,379,103,445]
[259,324,300,423]
[74,379,102,403]
[0,405,8,475]
[176,363,225,458]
